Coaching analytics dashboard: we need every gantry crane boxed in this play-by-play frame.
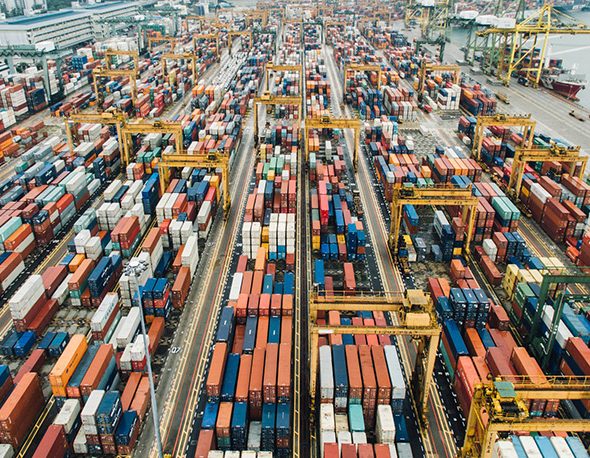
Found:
[120,120,183,166]
[161,52,198,79]
[471,114,536,162]
[417,62,460,93]
[461,377,590,458]
[304,116,361,171]
[253,93,303,149]
[476,2,590,87]
[158,152,230,213]
[228,31,252,55]
[193,33,221,62]
[388,184,478,255]
[64,111,127,155]
[104,49,139,71]
[405,0,452,46]
[343,64,382,97]
[147,35,178,52]
[183,15,204,32]
[92,67,139,111]
[523,274,590,370]
[244,9,269,27]
[265,63,303,93]
[508,144,587,199]
[309,289,441,424]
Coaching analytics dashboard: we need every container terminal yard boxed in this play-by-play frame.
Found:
[0,0,590,457]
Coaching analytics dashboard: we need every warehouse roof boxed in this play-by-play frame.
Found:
[77,1,134,12]
[0,9,89,27]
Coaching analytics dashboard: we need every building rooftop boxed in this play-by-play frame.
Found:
[0,9,87,27]
[77,1,134,12]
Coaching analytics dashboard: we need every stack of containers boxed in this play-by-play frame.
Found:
[459,82,497,116]
[194,26,298,457]
[318,343,409,454]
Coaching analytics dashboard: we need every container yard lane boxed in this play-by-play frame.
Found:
[134,49,260,458]
[322,34,459,458]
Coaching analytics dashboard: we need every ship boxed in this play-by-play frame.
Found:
[540,60,586,100]
[553,0,587,12]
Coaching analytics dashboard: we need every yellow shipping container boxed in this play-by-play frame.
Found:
[261,227,269,243]
[49,334,88,391]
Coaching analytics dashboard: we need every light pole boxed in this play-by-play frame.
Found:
[137,285,164,458]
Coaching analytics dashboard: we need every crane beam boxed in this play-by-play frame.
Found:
[309,289,441,424]
[389,185,479,255]
[304,116,361,171]
[508,144,587,198]
[471,114,536,161]
[418,62,461,94]
[159,153,230,213]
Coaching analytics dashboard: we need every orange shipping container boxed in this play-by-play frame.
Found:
[277,343,291,401]
[262,343,279,404]
[49,334,88,395]
[235,354,252,403]
[121,372,142,411]
[0,373,44,448]
[216,402,233,438]
[206,342,228,398]
[80,344,114,396]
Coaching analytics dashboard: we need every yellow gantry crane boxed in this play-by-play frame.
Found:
[161,52,198,79]
[104,49,139,71]
[120,120,183,166]
[388,184,478,255]
[265,63,303,93]
[508,144,587,198]
[343,63,382,97]
[64,111,127,155]
[183,15,204,32]
[92,67,139,111]
[476,2,590,87]
[158,152,231,213]
[244,9,269,27]
[417,62,461,93]
[147,35,178,52]
[461,377,590,458]
[309,289,441,424]
[304,116,362,171]
[228,31,252,55]
[193,33,221,62]
[253,92,303,150]
[471,114,536,161]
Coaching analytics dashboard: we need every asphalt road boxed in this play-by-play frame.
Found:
[136,43,264,458]
[322,39,460,458]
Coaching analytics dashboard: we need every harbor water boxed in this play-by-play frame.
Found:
[450,11,590,110]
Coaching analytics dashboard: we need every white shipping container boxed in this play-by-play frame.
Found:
[320,403,335,432]
[53,398,81,434]
[0,444,14,458]
[116,307,141,349]
[91,293,119,332]
[376,405,396,444]
[120,343,133,372]
[518,436,542,458]
[247,421,262,451]
[73,429,88,454]
[81,390,105,425]
[319,345,334,401]
[131,334,149,361]
[491,441,519,458]
[549,437,575,458]
[9,274,44,320]
[229,273,243,301]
